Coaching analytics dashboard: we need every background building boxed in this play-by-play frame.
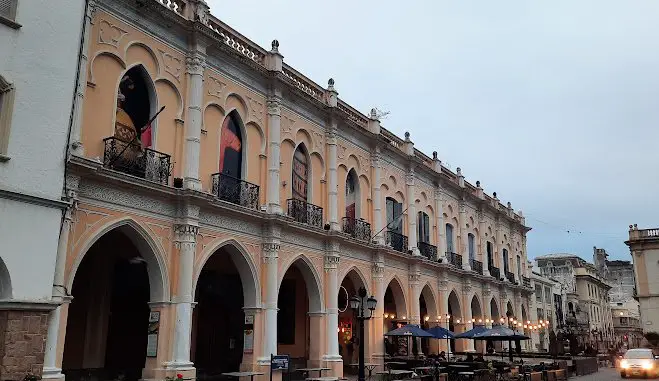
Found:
[529,267,560,352]
[612,299,643,349]
[626,225,659,332]
[536,253,614,352]
[0,0,86,379]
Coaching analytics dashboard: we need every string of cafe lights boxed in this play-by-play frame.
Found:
[382,313,552,331]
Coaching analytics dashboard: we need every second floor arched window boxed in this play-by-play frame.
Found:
[417,212,430,243]
[468,233,475,261]
[503,248,509,273]
[386,197,403,234]
[115,65,156,149]
[346,169,358,219]
[486,241,493,267]
[292,143,309,201]
[219,111,243,179]
[445,224,454,253]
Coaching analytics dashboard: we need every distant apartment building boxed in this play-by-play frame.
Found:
[626,225,659,332]
[593,247,636,302]
[536,253,614,350]
[529,268,560,352]
[611,299,643,349]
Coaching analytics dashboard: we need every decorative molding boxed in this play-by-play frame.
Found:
[372,263,385,280]
[246,96,264,123]
[207,76,227,99]
[324,255,340,271]
[185,53,205,77]
[337,143,347,159]
[160,49,183,81]
[438,280,449,292]
[312,130,324,152]
[281,114,295,139]
[0,188,69,210]
[267,99,281,116]
[174,224,198,249]
[98,19,128,48]
[408,273,421,285]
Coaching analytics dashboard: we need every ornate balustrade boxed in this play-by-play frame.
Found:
[211,173,260,210]
[386,231,408,253]
[342,217,371,242]
[470,259,483,275]
[447,252,462,269]
[418,241,438,261]
[505,271,516,283]
[489,266,501,280]
[286,199,323,228]
[103,137,172,185]
[522,276,531,288]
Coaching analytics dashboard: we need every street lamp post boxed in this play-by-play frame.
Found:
[350,287,377,381]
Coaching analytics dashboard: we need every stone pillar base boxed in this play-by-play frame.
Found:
[144,364,196,381]
[323,359,343,378]
[0,310,50,381]
[41,368,65,381]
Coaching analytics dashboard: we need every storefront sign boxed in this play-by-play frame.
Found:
[146,311,160,357]
[243,329,254,353]
[271,354,289,371]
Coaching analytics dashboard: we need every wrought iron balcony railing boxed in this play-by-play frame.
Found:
[470,259,483,275]
[505,271,516,283]
[103,137,172,185]
[447,252,462,269]
[286,198,323,228]
[418,241,438,261]
[211,172,260,210]
[489,265,501,280]
[342,217,371,241]
[386,231,408,253]
[522,276,531,288]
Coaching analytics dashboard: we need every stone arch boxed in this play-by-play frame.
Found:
[67,217,169,302]
[154,77,183,119]
[115,63,159,147]
[506,301,514,318]
[279,254,324,312]
[490,297,501,323]
[0,257,11,299]
[471,294,483,322]
[292,142,313,202]
[193,238,261,308]
[245,120,266,155]
[89,50,127,84]
[448,289,462,319]
[345,168,361,219]
[224,93,248,120]
[339,266,370,296]
[420,283,439,320]
[347,154,360,172]
[385,275,408,318]
[124,41,161,76]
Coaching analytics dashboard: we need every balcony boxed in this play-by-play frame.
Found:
[103,137,172,185]
[386,231,408,253]
[418,241,438,261]
[505,271,516,283]
[286,198,323,228]
[522,276,531,288]
[628,226,659,241]
[342,217,371,242]
[211,172,260,210]
[447,252,462,269]
[470,259,483,275]
[489,266,501,280]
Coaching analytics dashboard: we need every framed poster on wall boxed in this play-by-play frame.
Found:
[146,311,160,357]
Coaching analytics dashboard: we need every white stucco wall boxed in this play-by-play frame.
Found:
[0,0,85,300]
[0,198,62,300]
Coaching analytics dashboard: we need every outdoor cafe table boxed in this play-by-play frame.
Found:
[350,363,379,379]
[305,377,338,381]
[221,371,265,381]
[375,369,413,381]
[384,361,407,370]
[297,368,331,378]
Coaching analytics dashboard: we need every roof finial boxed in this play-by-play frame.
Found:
[271,39,279,53]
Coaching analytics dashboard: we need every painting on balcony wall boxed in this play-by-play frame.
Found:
[218,113,243,179]
[292,144,308,201]
[345,170,357,220]
[115,66,155,148]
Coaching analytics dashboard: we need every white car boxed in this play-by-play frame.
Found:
[620,348,659,378]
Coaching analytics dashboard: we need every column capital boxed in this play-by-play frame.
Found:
[185,53,206,76]
[174,224,198,248]
[406,169,415,185]
[438,280,448,292]
[372,262,385,280]
[262,242,280,264]
[324,255,340,272]
[408,273,421,286]
[325,127,337,145]
[267,98,281,116]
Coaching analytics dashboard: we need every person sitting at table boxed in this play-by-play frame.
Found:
[438,351,447,361]
[475,354,485,362]
[466,353,474,362]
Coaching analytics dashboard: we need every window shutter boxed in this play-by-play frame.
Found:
[0,0,16,20]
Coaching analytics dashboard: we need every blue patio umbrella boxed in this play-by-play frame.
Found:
[455,325,489,339]
[425,326,455,360]
[384,324,434,337]
[472,325,530,341]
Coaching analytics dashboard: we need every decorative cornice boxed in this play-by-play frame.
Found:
[0,188,69,210]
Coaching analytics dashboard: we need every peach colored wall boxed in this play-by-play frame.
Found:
[83,12,186,179]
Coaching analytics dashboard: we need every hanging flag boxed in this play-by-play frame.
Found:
[141,122,152,149]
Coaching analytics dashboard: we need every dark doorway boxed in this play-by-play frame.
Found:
[62,229,150,381]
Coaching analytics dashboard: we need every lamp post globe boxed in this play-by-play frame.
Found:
[351,287,376,381]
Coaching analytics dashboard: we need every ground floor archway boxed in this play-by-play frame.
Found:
[383,277,407,357]
[338,269,370,372]
[62,227,156,381]
[448,291,462,352]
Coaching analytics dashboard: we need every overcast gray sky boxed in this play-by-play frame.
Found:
[209,0,659,262]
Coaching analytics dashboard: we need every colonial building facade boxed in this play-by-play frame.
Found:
[36,1,533,381]
[626,225,659,332]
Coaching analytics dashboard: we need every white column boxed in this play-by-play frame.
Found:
[406,170,419,255]
[183,53,205,190]
[324,251,341,361]
[463,287,474,352]
[439,280,451,355]
[69,0,96,156]
[266,96,282,214]
[494,219,502,279]
[168,224,198,369]
[327,124,339,230]
[371,150,384,244]
[409,271,422,355]
[459,202,471,271]
[260,241,280,363]
[483,293,492,328]
[43,203,76,380]
[372,263,386,363]
[434,187,447,261]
